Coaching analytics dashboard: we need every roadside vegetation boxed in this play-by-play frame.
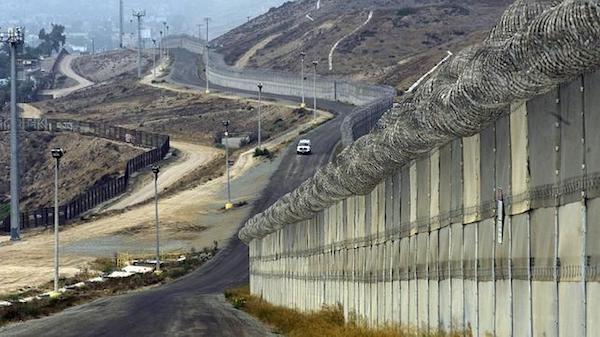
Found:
[0,245,218,327]
[0,203,9,222]
[225,286,469,337]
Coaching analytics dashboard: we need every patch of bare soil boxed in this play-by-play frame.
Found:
[71,49,153,83]
[0,132,144,210]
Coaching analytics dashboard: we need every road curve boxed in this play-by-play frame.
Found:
[105,141,220,211]
[41,55,94,99]
[0,47,355,337]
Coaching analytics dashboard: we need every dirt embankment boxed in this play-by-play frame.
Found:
[71,49,153,83]
[0,132,144,210]
[214,0,512,91]
[35,79,309,145]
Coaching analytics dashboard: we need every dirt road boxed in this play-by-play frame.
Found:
[106,141,220,211]
[42,55,95,98]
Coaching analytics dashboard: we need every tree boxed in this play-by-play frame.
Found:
[37,24,66,56]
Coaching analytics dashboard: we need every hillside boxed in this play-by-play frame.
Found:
[35,77,307,145]
[0,132,143,212]
[214,0,512,91]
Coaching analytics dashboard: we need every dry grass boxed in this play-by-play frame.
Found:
[0,248,218,327]
[224,286,469,337]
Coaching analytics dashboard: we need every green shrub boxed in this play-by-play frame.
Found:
[253,147,272,158]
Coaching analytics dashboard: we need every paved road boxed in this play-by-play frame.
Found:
[0,48,354,337]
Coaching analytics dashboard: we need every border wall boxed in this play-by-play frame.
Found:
[163,35,396,145]
[248,70,600,336]
[0,118,170,232]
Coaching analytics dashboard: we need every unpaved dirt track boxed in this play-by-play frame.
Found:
[106,141,219,211]
[0,47,356,337]
[42,55,95,98]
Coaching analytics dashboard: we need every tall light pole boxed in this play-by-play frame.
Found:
[300,52,306,108]
[152,165,161,271]
[222,120,233,210]
[159,30,163,62]
[119,0,124,48]
[204,17,211,94]
[162,22,168,59]
[165,24,170,58]
[51,148,65,293]
[312,60,318,121]
[152,39,157,78]
[1,27,25,241]
[257,82,263,150]
[133,10,146,79]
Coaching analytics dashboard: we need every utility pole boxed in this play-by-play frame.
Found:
[152,39,157,78]
[119,0,124,48]
[162,22,168,59]
[133,10,146,79]
[165,24,170,58]
[257,83,263,149]
[312,60,318,121]
[300,52,306,108]
[51,148,64,293]
[1,27,25,241]
[222,121,233,210]
[159,30,163,62]
[91,38,95,54]
[205,17,211,94]
[152,166,161,271]
[197,24,203,41]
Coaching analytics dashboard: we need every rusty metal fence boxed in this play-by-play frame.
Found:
[0,117,170,232]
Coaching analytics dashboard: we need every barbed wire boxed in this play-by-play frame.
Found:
[239,0,600,243]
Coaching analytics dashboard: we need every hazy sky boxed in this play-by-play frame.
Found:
[0,0,291,38]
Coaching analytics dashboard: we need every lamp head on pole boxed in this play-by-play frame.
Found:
[152,165,160,175]
[258,82,263,91]
[222,120,230,135]
[51,148,65,159]
[312,60,318,67]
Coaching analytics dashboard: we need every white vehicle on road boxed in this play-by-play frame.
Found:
[296,139,312,155]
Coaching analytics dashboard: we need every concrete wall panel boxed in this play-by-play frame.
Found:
[584,72,600,182]
[409,235,418,327]
[532,282,557,337]
[440,143,452,227]
[450,223,464,329]
[391,240,401,323]
[463,135,481,224]
[510,102,530,214]
[430,149,441,230]
[559,79,584,183]
[417,233,429,329]
[587,282,600,337]
[410,162,418,234]
[451,140,464,224]
[480,126,496,219]
[496,115,511,204]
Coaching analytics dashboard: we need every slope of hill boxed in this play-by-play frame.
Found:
[214,0,513,91]
[0,132,143,211]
